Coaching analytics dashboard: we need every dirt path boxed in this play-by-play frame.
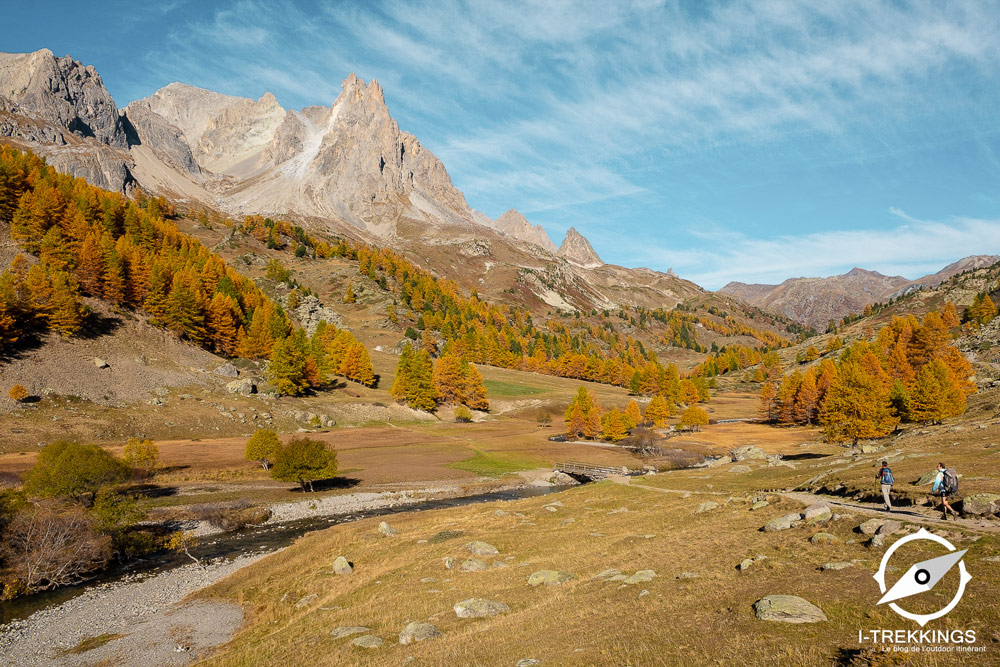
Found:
[781,491,1000,534]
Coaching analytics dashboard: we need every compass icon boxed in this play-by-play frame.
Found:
[873,527,972,627]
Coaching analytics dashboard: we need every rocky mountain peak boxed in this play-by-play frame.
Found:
[558,227,603,268]
[493,209,557,253]
[0,48,127,148]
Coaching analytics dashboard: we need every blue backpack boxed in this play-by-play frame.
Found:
[880,467,894,485]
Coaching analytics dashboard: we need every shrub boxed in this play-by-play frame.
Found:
[8,384,27,402]
[0,501,111,592]
[454,405,472,423]
[270,437,338,492]
[245,429,281,470]
[23,441,129,504]
[122,438,159,479]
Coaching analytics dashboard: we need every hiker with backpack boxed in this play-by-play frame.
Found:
[876,460,894,512]
[933,463,960,520]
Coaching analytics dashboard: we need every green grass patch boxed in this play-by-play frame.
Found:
[483,379,548,398]
[61,633,123,655]
[448,450,545,476]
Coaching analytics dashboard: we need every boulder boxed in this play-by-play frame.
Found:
[547,471,580,486]
[728,465,752,474]
[763,513,802,532]
[460,558,489,572]
[914,471,937,486]
[876,520,901,536]
[860,444,880,454]
[333,556,353,575]
[869,534,887,548]
[857,519,885,535]
[962,493,1000,516]
[398,622,441,644]
[453,598,510,618]
[330,626,371,639]
[226,378,256,396]
[624,569,656,585]
[594,569,621,579]
[351,635,383,648]
[731,445,767,461]
[753,595,827,623]
[214,363,239,377]
[750,500,770,511]
[694,501,719,514]
[803,503,832,521]
[737,558,755,572]
[94,357,109,369]
[528,570,575,586]
[466,540,499,556]
[821,562,853,571]
[810,532,838,545]
[443,557,456,570]
[378,521,398,536]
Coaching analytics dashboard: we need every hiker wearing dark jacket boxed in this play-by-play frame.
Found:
[877,460,894,512]
[933,462,959,520]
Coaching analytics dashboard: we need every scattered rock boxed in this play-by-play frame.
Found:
[398,622,441,644]
[295,593,318,608]
[810,532,838,545]
[460,558,489,572]
[333,556,353,575]
[378,521,398,536]
[624,570,656,585]
[528,570,575,586]
[860,444,880,454]
[731,445,767,461]
[331,625,373,639]
[516,660,542,667]
[728,465,752,474]
[544,506,558,513]
[803,503,832,521]
[351,635,383,648]
[443,557,456,570]
[821,562,853,571]
[870,534,888,548]
[453,598,510,618]
[675,572,699,579]
[93,357,109,369]
[594,569,621,579]
[914,471,937,486]
[547,471,580,486]
[466,541,500,556]
[857,519,885,535]
[214,363,239,377]
[753,595,827,623]
[694,501,719,514]
[962,493,1000,516]
[737,558,756,572]
[750,500,770,511]
[419,577,438,583]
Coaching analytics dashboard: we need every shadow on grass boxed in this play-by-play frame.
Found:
[123,483,179,499]
[287,476,361,493]
[781,452,830,461]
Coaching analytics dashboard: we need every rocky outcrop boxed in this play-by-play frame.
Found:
[121,101,201,177]
[492,209,557,252]
[557,227,602,268]
[0,49,127,148]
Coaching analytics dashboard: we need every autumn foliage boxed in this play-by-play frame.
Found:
[761,308,975,443]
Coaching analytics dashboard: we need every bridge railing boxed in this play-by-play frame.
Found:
[553,461,628,478]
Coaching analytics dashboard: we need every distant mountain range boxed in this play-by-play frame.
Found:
[719,256,1000,329]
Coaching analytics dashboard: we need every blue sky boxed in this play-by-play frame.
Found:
[9,1,1000,288]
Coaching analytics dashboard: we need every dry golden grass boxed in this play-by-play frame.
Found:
[194,481,999,666]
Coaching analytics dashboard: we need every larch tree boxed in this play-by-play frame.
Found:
[601,408,629,442]
[819,361,899,445]
[624,399,642,429]
[644,394,671,428]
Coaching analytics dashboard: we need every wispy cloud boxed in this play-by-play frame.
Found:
[616,215,1000,290]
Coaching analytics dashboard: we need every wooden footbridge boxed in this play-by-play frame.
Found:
[553,462,637,481]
